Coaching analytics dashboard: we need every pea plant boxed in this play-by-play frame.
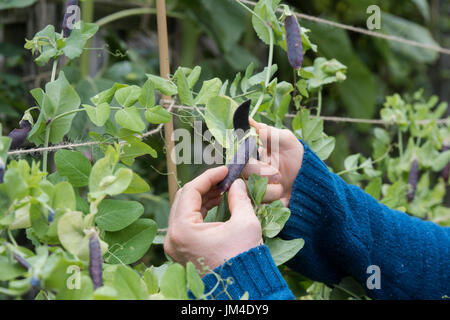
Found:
[0,0,448,300]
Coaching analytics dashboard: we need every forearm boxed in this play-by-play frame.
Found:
[282,141,450,299]
[200,245,295,300]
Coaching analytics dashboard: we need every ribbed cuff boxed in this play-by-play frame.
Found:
[281,141,344,284]
[201,245,295,300]
[285,141,335,240]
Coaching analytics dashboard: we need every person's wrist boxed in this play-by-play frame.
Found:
[284,140,304,204]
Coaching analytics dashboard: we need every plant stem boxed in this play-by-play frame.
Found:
[337,147,391,176]
[266,27,274,86]
[95,8,184,28]
[398,129,403,158]
[80,0,94,78]
[249,94,264,119]
[43,59,58,174]
[7,229,18,247]
[234,0,274,89]
[50,58,58,82]
[317,88,322,116]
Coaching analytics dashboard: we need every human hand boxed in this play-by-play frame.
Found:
[164,166,262,271]
[241,119,304,207]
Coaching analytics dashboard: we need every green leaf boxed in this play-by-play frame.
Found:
[310,136,335,161]
[230,72,241,97]
[432,150,450,171]
[365,177,382,200]
[0,0,37,9]
[56,274,94,300]
[91,83,127,105]
[93,286,118,300]
[143,267,159,295]
[248,65,278,88]
[104,265,148,300]
[63,30,84,60]
[95,199,144,232]
[104,219,157,265]
[382,13,438,63]
[145,105,171,124]
[305,57,347,89]
[124,172,151,194]
[30,203,48,238]
[115,106,146,132]
[266,237,304,266]
[175,68,194,106]
[303,22,376,119]
[139,79,155,108]
[55,150,92,187]
[194,78,222,105]
[83,103,110,127]
[194,0,247,52]
[0,256,27,281]
[29,72,81,145]
[248,174,268,206]
[57,211,88,260]
[262,201,291,238]
[115,85,141,108]
[187,66,201,89]
[160,263,187,299]
[120,136,157,166]
[40,250,83,291]
[146,74,177,96]
[186,262,204,299]
[0,136,11,163]
[204,96,238,148]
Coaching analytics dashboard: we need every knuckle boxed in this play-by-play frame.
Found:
[168,231,184,247]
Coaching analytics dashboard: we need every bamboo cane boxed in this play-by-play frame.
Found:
[156,0,178,205]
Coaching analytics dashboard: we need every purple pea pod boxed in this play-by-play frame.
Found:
[441,144,450,183]
[8,120,31,150]
[89,233,103,290]
[47,208,55,223]
[13,252,32,270]
[217,100,257,193]
[284,14,303,70]
[407,159,419,203]
[30,277,40,288]
[218,137,258,193]
[62,0,80,38]
[0,160,5,184]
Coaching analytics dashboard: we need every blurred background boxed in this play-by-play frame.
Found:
[0,0,449,236]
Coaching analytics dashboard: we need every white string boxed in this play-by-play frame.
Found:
[7,101,175,156]
[7,100,448,156]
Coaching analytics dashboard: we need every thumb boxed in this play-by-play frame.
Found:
[227,179,254,221]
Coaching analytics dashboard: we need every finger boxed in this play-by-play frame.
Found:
[227,179,254,221]
[241,159,281,183]
[262,184,284,203]
[167,188,182,226]
[249,118,289,152]
[175,166,228,220]
[186,166,228,196]
[258,146,268,163]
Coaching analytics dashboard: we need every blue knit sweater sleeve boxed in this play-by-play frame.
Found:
[201,245,295,300]
[281,141,450,300]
